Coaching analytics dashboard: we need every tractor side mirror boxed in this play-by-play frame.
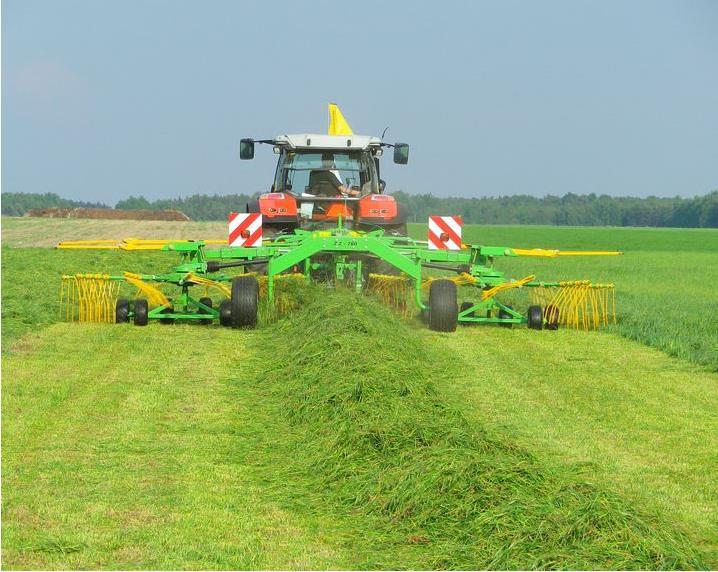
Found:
[393,143,409,165]
[379,179,386,192]
[240,139,255,160]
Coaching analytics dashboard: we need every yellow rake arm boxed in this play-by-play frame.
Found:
[481,275,535,301]
[184,272,232,298]
[123,273,171,307]
[57,238,227,250]
[57,240,121,250]
[512,248,623,257]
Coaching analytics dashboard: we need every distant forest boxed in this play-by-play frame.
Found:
[2,190,717,228]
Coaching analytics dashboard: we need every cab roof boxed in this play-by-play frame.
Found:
[274,134,382,150]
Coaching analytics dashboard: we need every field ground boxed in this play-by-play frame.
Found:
[3,217,717,370]
[0,216,226,248]
[2,217,717,568]
[433,328,717,560]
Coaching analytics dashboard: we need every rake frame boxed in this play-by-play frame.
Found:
[61,222,618,328]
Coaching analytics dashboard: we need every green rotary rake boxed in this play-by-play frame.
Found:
[61,219,620,332]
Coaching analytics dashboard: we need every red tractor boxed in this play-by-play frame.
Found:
[240,131,410,238]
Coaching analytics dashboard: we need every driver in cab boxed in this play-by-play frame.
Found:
[308,153,365,198]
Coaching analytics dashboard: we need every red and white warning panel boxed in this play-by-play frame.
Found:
[228,212,263,247]
[428,215,463,250]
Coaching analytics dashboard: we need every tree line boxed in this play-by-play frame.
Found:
[1,192,108,216]
[2,190,717,228]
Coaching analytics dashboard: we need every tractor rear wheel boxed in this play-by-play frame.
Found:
[428,279,457,332]
[199,297,213,325]
[231,276,259,329]
[219,299,232,326]
[134,299,148,326]
[527,305,543,330]
[115,298,129,323]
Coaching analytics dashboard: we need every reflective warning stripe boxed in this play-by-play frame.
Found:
[428,215,462,250]
[228,212,262,247]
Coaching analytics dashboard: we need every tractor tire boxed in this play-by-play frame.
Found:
[199,297,213,325]
[498,306,514,328]
[428,279,458,332]
[527,305,543,330]
[545,304,560,330]
[115,298,129,323]
[134,299,149,326]
[231,276,259,329]
[219,299,232,327]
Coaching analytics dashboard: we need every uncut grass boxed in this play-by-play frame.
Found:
[249,288,704,570]
[0,246,281,349]
[412,224,718,371]
[1,246,168,347]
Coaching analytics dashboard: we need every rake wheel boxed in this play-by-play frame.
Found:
[459,301,476,326]
[134,299,148,326]
[159,307,175,324]
[115,298,129,323]
[545,304,560,330]
[527,305,543,330]
[199,297,213,325]
[498,306,514,328]
[428,279,457,332]
[231,276,259,329]
[219,299,232,327]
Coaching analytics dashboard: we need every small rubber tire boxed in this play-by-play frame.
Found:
[545,304,559,330]
[428,279,458,332]
[134,299,149,326]
[231,276,259,329]
[219,299,232,327]
[199,297,213,325]
[159,307,175,325]
[459,301,475,326]
[115,298,129,323]
[527,305,543,330]
[498,306,514,328]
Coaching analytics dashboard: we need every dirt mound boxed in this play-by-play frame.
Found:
[25,207,190,221]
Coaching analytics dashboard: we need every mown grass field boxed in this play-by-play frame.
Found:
[2,217,717,569]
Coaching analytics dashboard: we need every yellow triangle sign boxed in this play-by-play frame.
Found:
[328,103,353,136]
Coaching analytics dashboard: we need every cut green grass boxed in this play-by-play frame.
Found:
[2,324,347,569]
[3,293,709,569]
[3,220,717,568]
[244,290,706,569]
[436,326,718,565]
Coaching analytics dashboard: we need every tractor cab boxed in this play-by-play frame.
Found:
[240,128,410,236]
[273,135,382,197]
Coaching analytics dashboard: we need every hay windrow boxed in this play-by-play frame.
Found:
[248,288,705,570]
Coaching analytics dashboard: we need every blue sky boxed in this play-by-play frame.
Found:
[2,0,717,203]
